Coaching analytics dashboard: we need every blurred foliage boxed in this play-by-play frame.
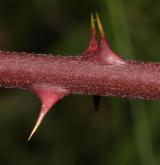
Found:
[0,0,160,165]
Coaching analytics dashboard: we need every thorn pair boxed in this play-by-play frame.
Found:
[90,12,105,39]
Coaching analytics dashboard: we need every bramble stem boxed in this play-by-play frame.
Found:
[0,51,160,100]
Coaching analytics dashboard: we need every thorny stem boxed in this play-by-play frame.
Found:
[0,13,160,139]
[1,51,160,100]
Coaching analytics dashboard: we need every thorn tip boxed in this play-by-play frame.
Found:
[95,12,105,38]
[91,13,95,31]
[28,112,46,141]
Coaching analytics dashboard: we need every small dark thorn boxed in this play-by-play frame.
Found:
[93,95,102,111]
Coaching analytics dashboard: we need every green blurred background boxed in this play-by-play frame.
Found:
[0,0,160,164]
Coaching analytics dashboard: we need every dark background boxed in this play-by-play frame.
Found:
[0,0,160,164]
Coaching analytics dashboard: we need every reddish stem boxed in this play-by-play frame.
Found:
[0,51,160,100]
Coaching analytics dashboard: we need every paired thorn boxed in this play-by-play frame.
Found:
[90,13,96,45]
[90,12,105,40]
[91,13,96,32]
[87,12,106,54]
[92,12,105,39]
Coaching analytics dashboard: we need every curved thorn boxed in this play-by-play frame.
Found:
[95,12,105,38]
